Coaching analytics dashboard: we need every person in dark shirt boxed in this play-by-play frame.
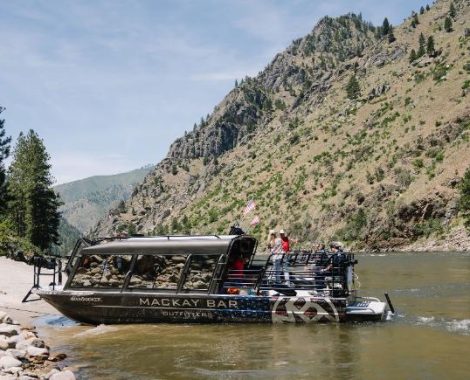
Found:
[321,242,347,273]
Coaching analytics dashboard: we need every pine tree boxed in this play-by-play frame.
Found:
[426,4,430,11]
[0,107,11,216]
[420,6,425,15]
[413,13,420,26]
[444,17,453,32]
[7,130,61,250]
[409,49,418,63]
[382,18,390,36]
[388,27,396,43]
[426,36,435,56]
[449,2,456,18]
[418,33,426,57]
[346,75,361,100]
[460,167,470,229]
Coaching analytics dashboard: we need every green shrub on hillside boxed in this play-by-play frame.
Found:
[459,167,470,229]
[337,208,368,241]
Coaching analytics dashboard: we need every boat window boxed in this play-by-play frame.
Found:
[181,255,217,291]
[127,254,186,290]
[69,254,132,289]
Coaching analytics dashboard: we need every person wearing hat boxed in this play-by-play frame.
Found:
[321,242,347,273]
[279,229,290,253]
[267,229,276,251]
[269,231,283,284]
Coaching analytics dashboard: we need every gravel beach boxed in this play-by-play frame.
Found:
[0,257,75,379]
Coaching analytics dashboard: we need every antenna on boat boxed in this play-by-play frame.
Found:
[384,293,395,314]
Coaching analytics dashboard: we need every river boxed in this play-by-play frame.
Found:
[38,252,470,379]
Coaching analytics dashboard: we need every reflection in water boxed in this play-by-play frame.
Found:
[39,252,470,380]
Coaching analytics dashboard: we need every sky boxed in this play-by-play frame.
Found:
[0,0,425,184]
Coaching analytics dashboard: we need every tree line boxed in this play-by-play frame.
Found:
[0,106,61,255]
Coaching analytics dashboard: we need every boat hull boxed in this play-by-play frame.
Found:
[38,290,352,324]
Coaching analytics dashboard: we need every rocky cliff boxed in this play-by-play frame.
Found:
[94,0,470,251]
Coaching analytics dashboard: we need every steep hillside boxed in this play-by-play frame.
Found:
[94,0,470,251]
[50,218,82,256]
[55,165,153,233]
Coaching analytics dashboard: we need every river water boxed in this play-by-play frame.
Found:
[38,252,470,380]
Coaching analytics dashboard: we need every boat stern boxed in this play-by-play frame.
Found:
[346,297,387,322]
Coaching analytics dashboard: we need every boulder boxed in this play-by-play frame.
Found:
[0,337,8,350]
[26,346,49,358]
[0,355,22,369]
[4,366,22,375]
[5,349,26,359]
[0,312,12,324]
[0,374,17,380]
[0,324,19,338]
[49,370,76,380]
[48,353,67,362]
[6,335,20,348]
[44,369,61,379]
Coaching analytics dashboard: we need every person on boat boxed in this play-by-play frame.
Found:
[279,229,290,253]
[315,243,329,267]
[228,252,245,285]
[266,229,276,251]
[321,242,347,274]
[279,229,293,286]
[270,235,283,284]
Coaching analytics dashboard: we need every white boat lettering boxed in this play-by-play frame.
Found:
[139,298,201,308]
[206,299,238,308]
[70,296,102,303]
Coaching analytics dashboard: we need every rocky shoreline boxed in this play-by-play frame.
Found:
[0,312,74,380]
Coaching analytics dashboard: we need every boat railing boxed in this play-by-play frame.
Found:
[222,268,265,292]
[255,252,355,297]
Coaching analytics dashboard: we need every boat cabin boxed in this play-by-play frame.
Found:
[65,235,258,294]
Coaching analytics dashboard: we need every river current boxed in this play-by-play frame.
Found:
[38,252,470,379]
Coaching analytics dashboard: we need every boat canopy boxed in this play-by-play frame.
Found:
[80,235,257,257]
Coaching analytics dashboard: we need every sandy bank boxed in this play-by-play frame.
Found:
[0,257,59,326]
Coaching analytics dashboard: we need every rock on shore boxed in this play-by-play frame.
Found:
[0,311,75,380]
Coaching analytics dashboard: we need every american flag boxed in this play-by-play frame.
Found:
[243,200,256,215]
[250,215,260,226]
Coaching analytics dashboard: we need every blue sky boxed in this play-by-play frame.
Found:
[0,0,425,184]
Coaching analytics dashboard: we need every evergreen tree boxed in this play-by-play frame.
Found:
[449,1,456,18]
[420,6,425,15]
[444,17,453,32]
[381,18,390,36]
[388,27,396,43]
[413,13,420,26]
[409,49,418,63]
[0,107,11,216]
[426,35,435,56]
[418,33,426,57]
[346,75,361,100]
[426,4,430,11]
[460,167,470,229]
[7,130,61,250]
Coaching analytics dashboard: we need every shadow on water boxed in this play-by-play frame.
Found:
[38,252,470,380]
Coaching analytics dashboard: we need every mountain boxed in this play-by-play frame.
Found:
[55,165,154,234]
[50,218,82,256]
[93,0,470,251]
